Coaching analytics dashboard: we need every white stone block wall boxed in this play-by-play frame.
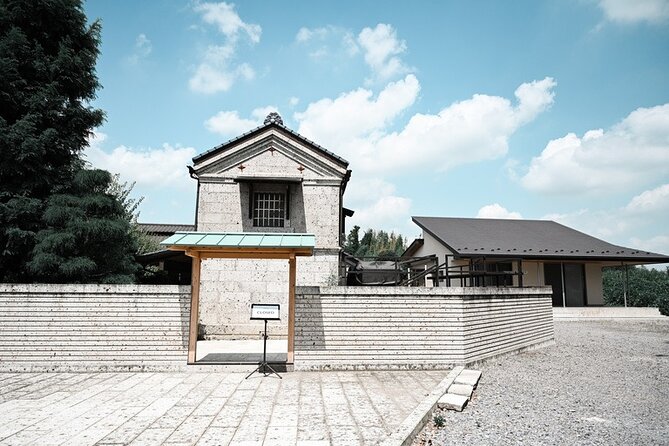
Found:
[199,258,289,339]
[197,181,341,247]
[195,179,343,338]
[198,250,339,339]
[0,284,191,372]
[293,286,554,370]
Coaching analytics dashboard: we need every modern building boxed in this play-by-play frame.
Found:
[406,216,669,306]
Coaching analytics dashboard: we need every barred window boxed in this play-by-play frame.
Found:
[253,192,286,227]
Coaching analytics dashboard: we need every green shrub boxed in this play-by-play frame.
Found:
[659,294,669,316]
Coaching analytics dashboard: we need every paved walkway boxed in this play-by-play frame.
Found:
[0,369,445,445]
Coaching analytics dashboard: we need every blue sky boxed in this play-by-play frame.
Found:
[84,0,669,256]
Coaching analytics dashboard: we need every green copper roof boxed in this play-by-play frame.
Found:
[161,232,316,249]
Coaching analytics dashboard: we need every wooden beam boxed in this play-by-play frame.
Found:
[287,253,296,364]
[187,253,201,364]
[166,245,313,259]
[197,250,311,260]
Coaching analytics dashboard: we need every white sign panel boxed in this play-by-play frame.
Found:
[250,304,280,320]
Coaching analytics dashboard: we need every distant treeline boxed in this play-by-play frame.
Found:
[603,266,668,315]
[344,225,407,258]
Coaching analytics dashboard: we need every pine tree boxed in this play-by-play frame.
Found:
[0,0,105,281]
[27,169,139,283]
[0,0,143,282]
[345,225,360,254]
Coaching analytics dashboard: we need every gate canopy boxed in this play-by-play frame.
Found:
[161,231,315,364]
[162,232,315,258]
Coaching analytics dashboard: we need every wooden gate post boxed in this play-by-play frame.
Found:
[287,254,296,363]
[188,253,201,364]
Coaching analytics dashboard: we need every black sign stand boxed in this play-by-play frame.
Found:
[245,318,282,379]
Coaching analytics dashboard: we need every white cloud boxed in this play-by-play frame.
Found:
[541,202,669,256]
[190,2,260,94]
[629,235,669,256]
[296,74,420,153]
[289,97,299,107]
[598,0,669,24]
[194,2,261,42]
[189,46,255,93]
[296,76,556,175]
[543,207,634,242]
[127,33,152,65]
[520,103,669,194]
[357,24,408,81]
[204,111,257,136]
[345,178,412,234]
[204,106,278,136]
[476,204,523,219]
[625,184,669,213]
[294,25,359,60]
[85,132,196,189]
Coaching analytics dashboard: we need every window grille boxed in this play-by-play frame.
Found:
[253,192,286,227]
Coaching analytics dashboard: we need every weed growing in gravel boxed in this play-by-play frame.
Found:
[433,413,445,428]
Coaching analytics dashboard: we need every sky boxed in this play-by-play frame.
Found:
[83,0,669,257]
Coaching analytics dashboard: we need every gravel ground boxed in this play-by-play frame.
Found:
[415,319,669,446]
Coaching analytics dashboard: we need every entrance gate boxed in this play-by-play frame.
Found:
[161,232,315,364]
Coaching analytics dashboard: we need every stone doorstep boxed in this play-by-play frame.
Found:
[447,383,474,398]
[437,393,468,412]
[454,369,482,388]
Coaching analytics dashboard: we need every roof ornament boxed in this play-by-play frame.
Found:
[264,112,283,126]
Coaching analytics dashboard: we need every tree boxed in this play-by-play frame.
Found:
[106,173,157,255]
[27,169,139,283]
[603,266,669,309]
[344,226,408,258]
[0,0,105,281]
[344,225,360,254]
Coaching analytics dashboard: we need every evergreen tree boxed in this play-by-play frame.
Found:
[0,0,104,281]
[356,229,374,257]
[107,174,157,254]
[344,225,360,254]
[345,227,408,258]
[27,169,139,283]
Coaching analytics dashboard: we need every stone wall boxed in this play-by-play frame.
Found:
[294,286,554,370]
[198,250,339,339]
[197,178,343,338]
[0,284,190,372]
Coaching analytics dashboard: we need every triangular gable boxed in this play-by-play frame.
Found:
[195,132,346,180]
[193,121,348,179]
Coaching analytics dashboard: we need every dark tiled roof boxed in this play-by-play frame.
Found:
[138,223,196,245]
[412,216,669,263]
[192,121,349,167]
[138,223,195,234]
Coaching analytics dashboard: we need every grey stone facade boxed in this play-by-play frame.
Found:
[191,119,350,338]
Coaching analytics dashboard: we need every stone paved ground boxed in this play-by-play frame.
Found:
[0,369,445,445]
[417,319,669,446]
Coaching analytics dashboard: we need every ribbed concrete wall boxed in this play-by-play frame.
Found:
[0,284,191,372]
[294,286,554,370]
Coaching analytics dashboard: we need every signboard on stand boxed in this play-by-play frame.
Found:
[250,303,280,321]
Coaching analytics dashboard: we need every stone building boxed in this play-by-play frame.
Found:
[189,113,350,338]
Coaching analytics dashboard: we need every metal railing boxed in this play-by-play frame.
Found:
[344,253,525,288]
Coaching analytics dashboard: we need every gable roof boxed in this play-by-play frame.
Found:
[412,216,669,263]
[192,116,349,168]
[139,223,195,234]
[139,223,196,245]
